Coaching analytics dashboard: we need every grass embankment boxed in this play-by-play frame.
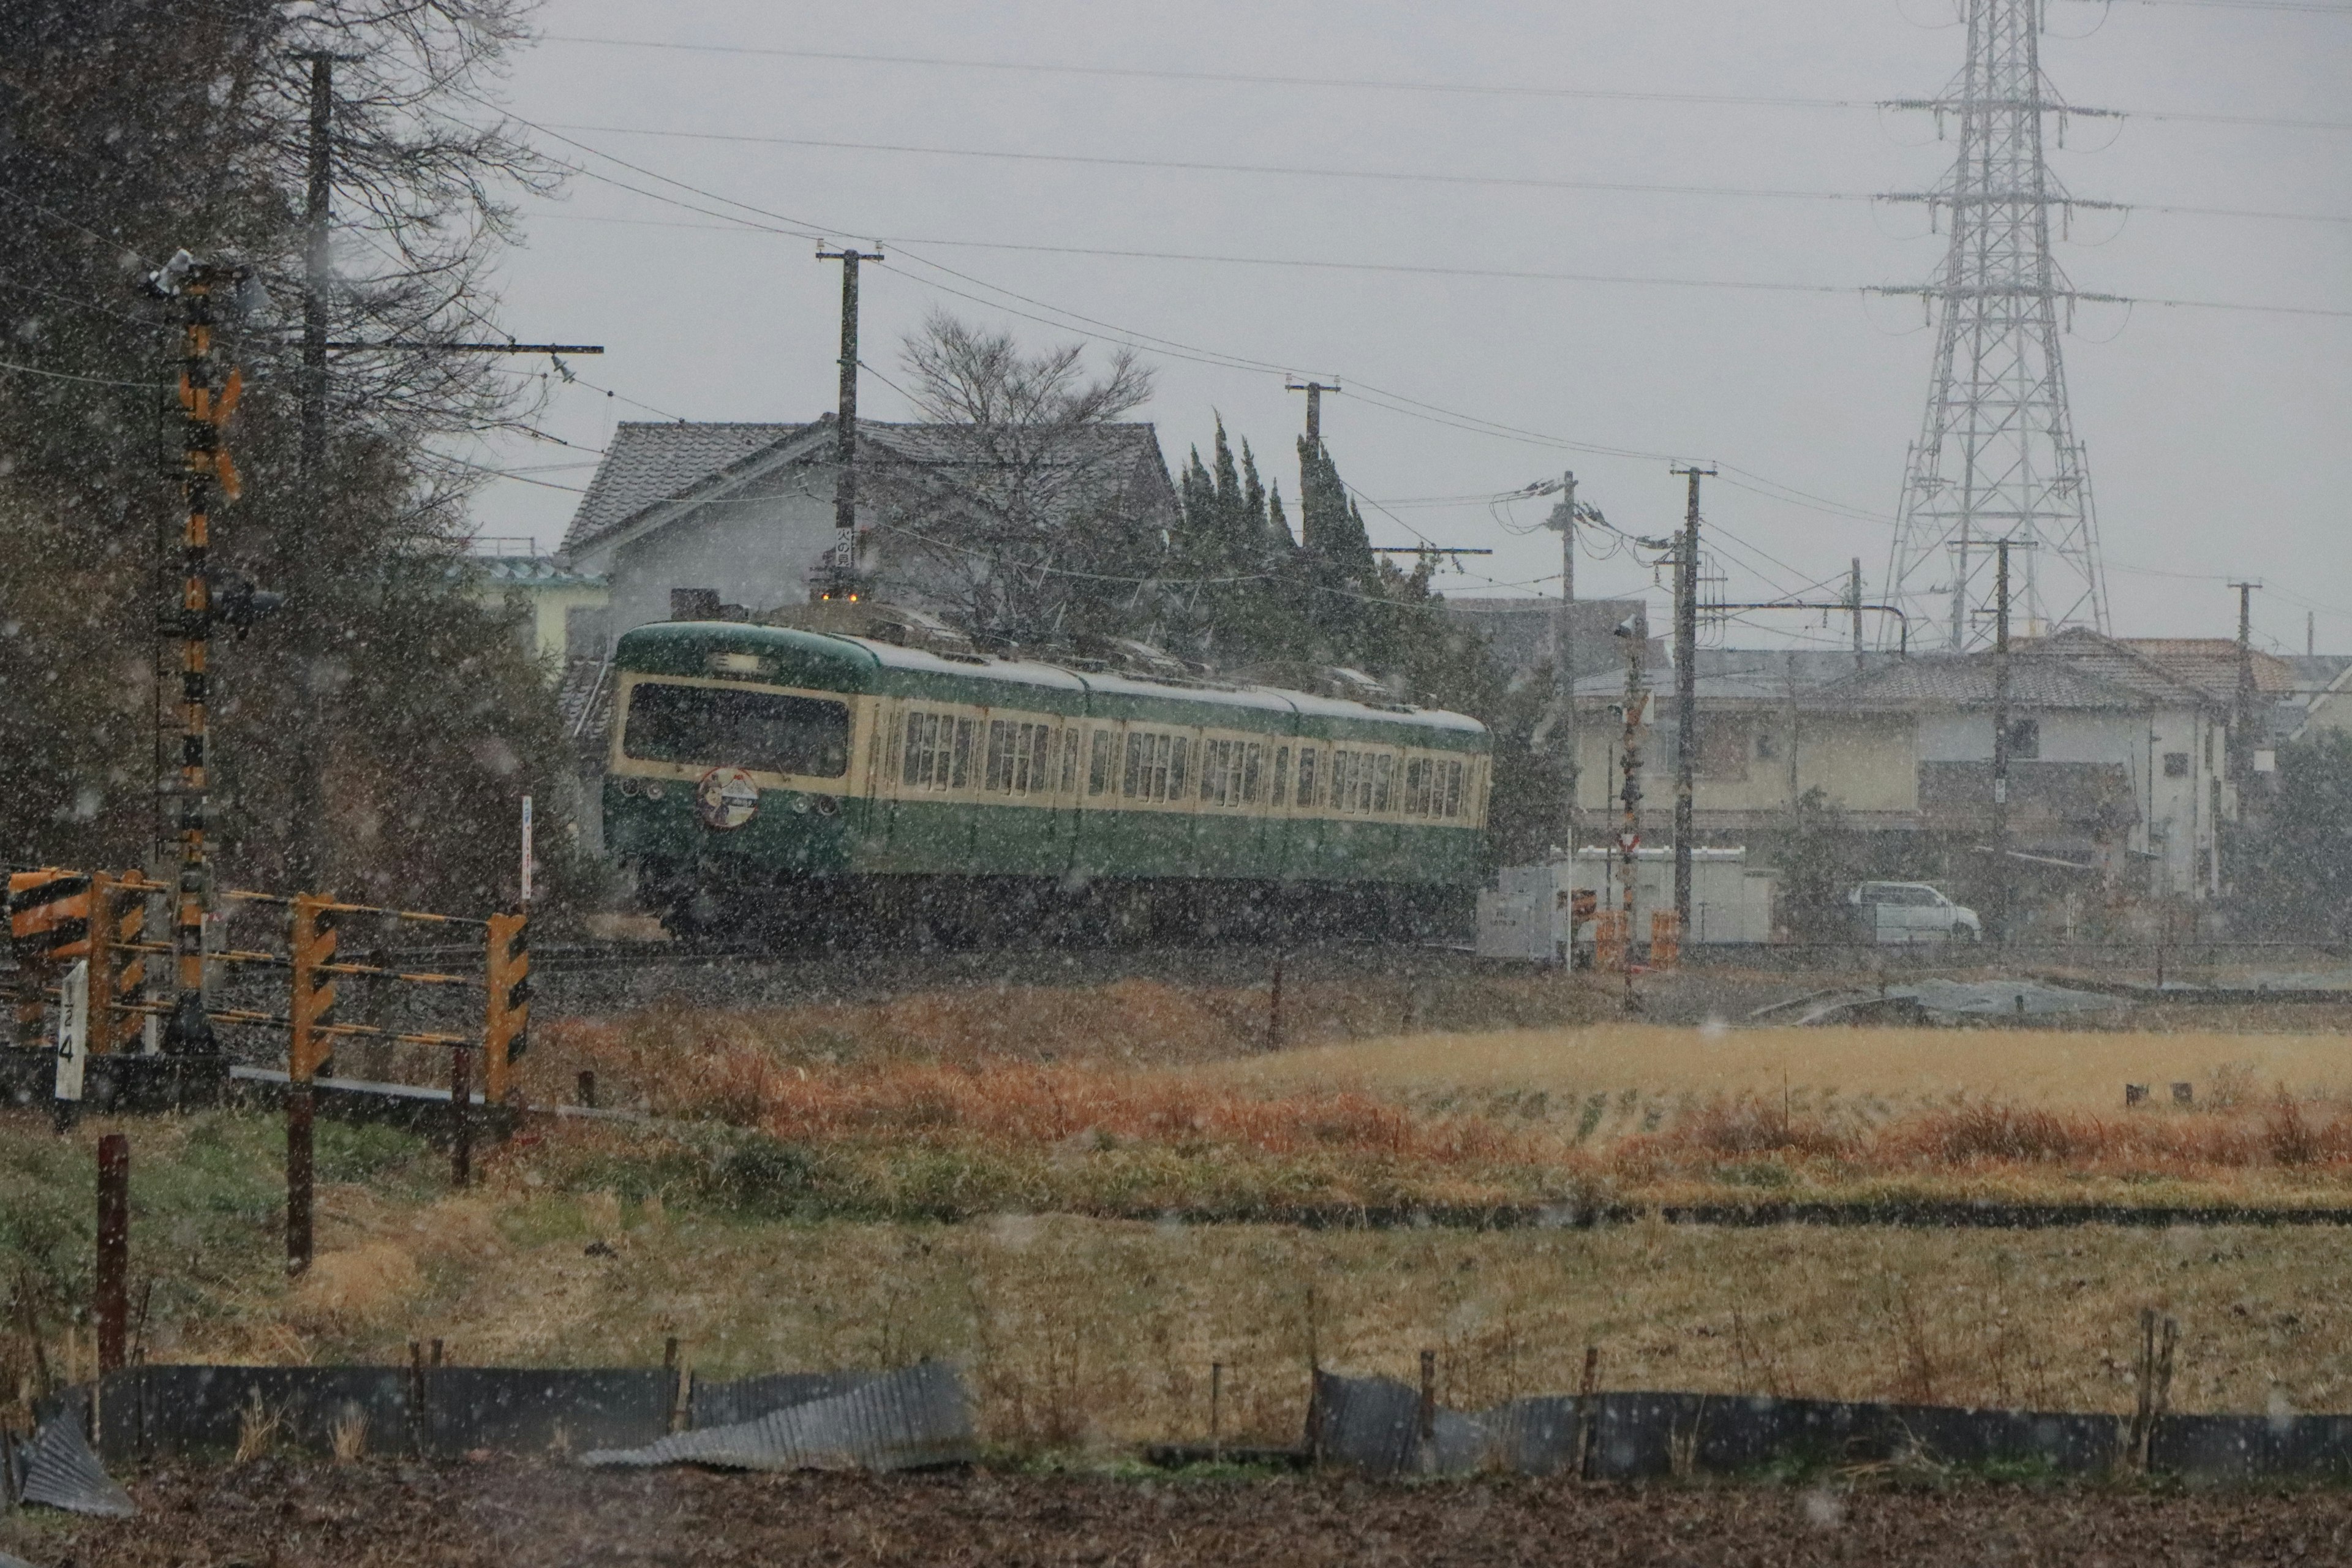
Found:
[10,1109,2352,1447]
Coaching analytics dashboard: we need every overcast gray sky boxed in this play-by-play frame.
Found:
[461,0,2350,655]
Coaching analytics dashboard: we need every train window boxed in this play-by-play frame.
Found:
[1062,728,1080,794]
[1441,759,1466,818]
[950,718,974,788]
[1295,746,1319,807]
[1123,730,1190,802]
[1402,758,1430,816]
[902,712,938,788]
[1329,750,1359,812]
[1201,738,1262,807]
[1088,729,1113,796]
[982,719,1055,795]
[1273,746,1291,807]
[625,680,850,778]
[1371,753,1395,812]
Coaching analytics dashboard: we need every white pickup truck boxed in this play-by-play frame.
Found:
[1847,881,1982,944]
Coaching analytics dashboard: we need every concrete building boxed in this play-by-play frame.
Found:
[1566,632,2241,908]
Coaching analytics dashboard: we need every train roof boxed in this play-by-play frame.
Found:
[616,620,1487,741]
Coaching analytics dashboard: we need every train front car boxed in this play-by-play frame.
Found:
[603,622,884,940]
[601,620,1491,945]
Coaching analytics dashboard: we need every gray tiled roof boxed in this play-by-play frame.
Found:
[561,421,811,554]
[2025,627,2217,705]
[1817,651,2145,709]
[559,418,1174,559]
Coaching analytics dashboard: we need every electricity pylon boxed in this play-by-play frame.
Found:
[1881,0,2112,651]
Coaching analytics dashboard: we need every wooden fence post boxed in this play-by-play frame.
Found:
[449,1047,473,1188]
[94,1133,128,1374]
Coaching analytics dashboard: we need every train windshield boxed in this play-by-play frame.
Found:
[623,680,850,778]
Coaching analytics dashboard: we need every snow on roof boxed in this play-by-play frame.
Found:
[559,418,1174,560]
[561,421,810,556]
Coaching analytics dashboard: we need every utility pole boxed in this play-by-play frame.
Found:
[2230,581,2261,785]
[816,244,884,597]
[1668,465,1713,938]
[1991,539,2015,948]
[1850,557,1866,673]
[1286,379,1341,452]
[1616,620,1647,1016]
[1552,472,1578,850]
[294,50,356,473]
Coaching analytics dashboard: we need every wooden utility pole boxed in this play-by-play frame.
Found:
[2230,581,2261,784]
[816,245,884,597]
[1551,473,1580,848]
[1668,466,1713,938]
[1286,379,1341,452]
[1616,620,1647,1015]
[294,50,356,474]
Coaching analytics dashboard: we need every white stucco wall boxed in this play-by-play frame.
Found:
[603,470,840,636]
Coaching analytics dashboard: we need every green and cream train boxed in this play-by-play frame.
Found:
[602,620,1491,943]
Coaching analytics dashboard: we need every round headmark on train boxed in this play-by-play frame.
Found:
[695,766,760,831]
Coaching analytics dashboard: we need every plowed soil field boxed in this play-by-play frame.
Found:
[16,1461,2352,1567]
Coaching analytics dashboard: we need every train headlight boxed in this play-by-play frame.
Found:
[644,780,665,802]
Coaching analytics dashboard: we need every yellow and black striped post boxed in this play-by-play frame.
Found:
[286,893,337,1275]
[483,911,529,1104]
[9,869,90,1049]
[162,259,243,1055]
[288,894,338,1084]
[85,874,149,1059]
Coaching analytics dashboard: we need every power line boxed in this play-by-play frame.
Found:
[535,33,2352,132]
[0,356,162,390]
[541,121,2352,226]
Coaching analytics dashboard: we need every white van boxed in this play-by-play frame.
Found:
[1847,881,1981,944]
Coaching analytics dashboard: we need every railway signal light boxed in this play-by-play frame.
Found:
[288,895,338,1083]
[483,911,529,1103]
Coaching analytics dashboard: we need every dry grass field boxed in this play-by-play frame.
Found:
[15,979,2352,1457]
[1211,1020,2352,1114]
[75,1163,2352,1446]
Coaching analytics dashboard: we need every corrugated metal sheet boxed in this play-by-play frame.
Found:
[582,1361,973,1472]
[20,1409,135,1517]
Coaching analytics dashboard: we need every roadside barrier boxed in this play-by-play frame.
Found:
[1306,1368,2347,1483]
[4,866,530,1272]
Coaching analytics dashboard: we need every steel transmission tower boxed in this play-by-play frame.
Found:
[1883,0,2111,650]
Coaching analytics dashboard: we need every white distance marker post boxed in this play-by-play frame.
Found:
[520,793,535,905]
[53,959,88,1107]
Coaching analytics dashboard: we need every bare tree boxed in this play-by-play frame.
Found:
[872,312,1166,642]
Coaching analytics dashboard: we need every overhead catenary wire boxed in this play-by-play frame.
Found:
[446,88,2339,594]
[535,33,2352,134]
[538,120,2352,227]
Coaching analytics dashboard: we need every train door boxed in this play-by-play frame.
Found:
[863,696,901,865]
[1069,716,1123,884]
